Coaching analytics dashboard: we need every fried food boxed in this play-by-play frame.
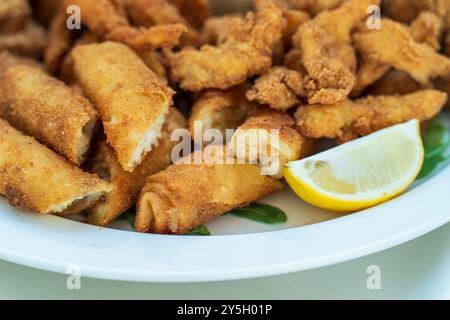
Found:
[136,145,283,234]
[0,20,47,57]
[292,22,355,104]
[124,0,200,46]
[287,0,343,16]
[200,14,244,45]
[0,50,43,76]
[166,1,285,91]
[409,11,444,50]
[138,50,168,83]
[189,85,255,141]
[29,0,60,26]
[229,107,314,178]
[44,4,75,73]
[0,65,98,165]
[313,0,381,44]
[64,0,187,50]
[353,19,450,85]
[0,119,112,215]
[367,70,421,96]
[382,0,450,26]
[295,90,447,143]
[72,42,173,172]
[0,0,31,33]
[87,108,186,227]
[246,67,304,111]
[167,0,209,29]
[351,60,391,97]
[434,76,450,107]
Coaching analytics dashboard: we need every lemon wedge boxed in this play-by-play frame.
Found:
[284,120,424,212]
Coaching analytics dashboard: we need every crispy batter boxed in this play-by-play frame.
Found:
[166,1,285,91]
[409,11,444,50]
[124,0,200,46]
[72,42,173,172]
[247,67,304,111]
[138,50,168,83]
[383,0,450,27]
[0,0,31,33]
[64,0,187,50]
[229,107,315,178]
[189,84,255,141]
[313,0,381,44]
[354,19,450,85]
[287,0,343,16]
[0,65,98,165]
[200,14,244,45]
[167,0,209,29]
[292,22,355,104]
[295,90,447,143]
[0,50,43,76]
[367,70,422,96]
[282,9,310,46]
[44,4,75,73]
[0,20,47,57]
[351,60,391,97]
[0,119,112,215]
[136,145,283,234]
[87,108,187,227]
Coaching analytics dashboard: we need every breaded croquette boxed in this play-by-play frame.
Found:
[353,19,450,85]
[295,90,447,143]
[87,108,187,227]
[0,119,112,215]
[0,65,98,165]
[166,1,285,91]
[72,42,173,172]
[136,145,283,234]
[64,0,187,50]
[229,107,315,178]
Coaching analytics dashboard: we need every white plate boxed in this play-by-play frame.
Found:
[0,0,449,283]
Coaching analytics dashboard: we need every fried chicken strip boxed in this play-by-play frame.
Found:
[87,108,186,227]
[229,107,315,178]
[353,19,450,85]
[295,90,447,143]
[72,42,173,172]
[0,65,98,165]
[382,0,450,27]
[367,70,421,96]
[136,145,283,234]
[409,11,444,50]
[0,119,112,215]
[0,0,31,33]
[189,85,255,142]
[64,0,187,50]
[167,0,209,29]
[0,20,47,57]
[166,1,285,91]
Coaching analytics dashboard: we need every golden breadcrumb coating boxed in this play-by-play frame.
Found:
[382,0,450,27]
[295,90,447,143]
[136,145,283,234]
[189,84,255,141]
[367,70,421,96]
[246,67,304,111]
[138,50,168,83]
[0,50,43,76]
[0,20,47,57]
[200,14,244,45]
[292,22,355,104]
[167,0,209,29]
[72,42,173,172]
[351,60,391,97]
[409,11,444,50]
[0,65,98,165]
[64,0,187,50]
[287,0,343,16]
[0,119,112,215]
[87,108,187,227]
[166,1,285,91]
[353,19,450,85]
[229,107,315,178]
[0,0,31,33]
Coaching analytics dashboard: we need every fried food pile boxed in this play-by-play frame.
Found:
[0,0,449,234]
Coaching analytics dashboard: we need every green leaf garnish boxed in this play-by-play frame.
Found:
[228,202,287,224]
[188,225,211,236]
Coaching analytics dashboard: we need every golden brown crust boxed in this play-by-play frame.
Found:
[166,2,285,91]
[367,70,422,96]
[87,108,187,226]
[287,0,343,16]
[136,146,283,234]
[295,90,447,143]
[0,119,112,215]
[353,19,450,85]
[167,0,209,29]
[72,42,173,172]
[0,20,47,57]
[409,11,444,50]
[0,50,43,76]
[64,0,186,50]
[0,65,98,165]
[0,0,31,33]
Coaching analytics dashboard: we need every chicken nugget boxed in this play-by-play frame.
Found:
[229,107,315,178]
[295,90,447,143]
[87,108,186,227]
[166,1,285,91]
[0,0,31,33]
[72,42,173,172]
[0,20,47,57]
[353,19,450,85]
[0,119,112,215]
[136,145,283,234]
[0,65,98,165]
